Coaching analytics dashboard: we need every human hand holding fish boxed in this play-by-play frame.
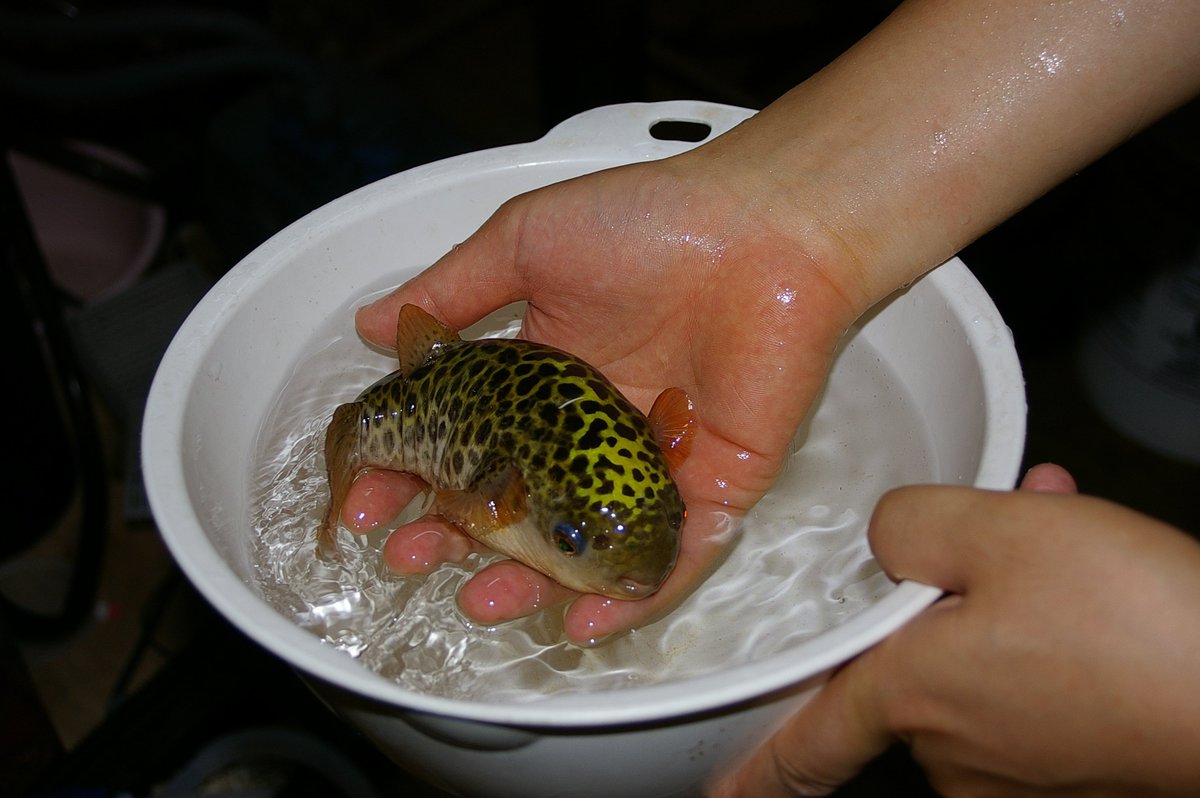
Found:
[343,156,867,646]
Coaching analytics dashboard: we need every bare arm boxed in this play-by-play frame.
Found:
[690,0,1200,307]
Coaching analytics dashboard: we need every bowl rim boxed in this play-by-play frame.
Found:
[143,101,1025,729]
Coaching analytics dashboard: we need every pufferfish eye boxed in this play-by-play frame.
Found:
[553,522,587,556]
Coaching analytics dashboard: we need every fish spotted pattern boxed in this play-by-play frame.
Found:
[318,304,695,599]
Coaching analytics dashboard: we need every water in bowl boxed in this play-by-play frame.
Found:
[250,296,934,702]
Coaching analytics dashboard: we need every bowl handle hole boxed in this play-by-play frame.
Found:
[649,119,713,143]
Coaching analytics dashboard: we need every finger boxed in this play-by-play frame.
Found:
[870,468,1079,594]
[563,578,698,647]
[1019,462,1078,494]
[382,515,481,574]
[341,469,427,532]
[562,593,639,647]
[354,201,527,346]
[866,485,996,595]
[714,646,895,797]
[458,559,576,624]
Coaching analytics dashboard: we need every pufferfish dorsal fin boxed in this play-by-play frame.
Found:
[395,303,462,376]
[649,386,697,473]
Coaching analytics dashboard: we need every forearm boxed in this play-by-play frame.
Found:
[695,0,1200,309]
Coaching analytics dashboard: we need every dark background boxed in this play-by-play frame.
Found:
[3,2,1197,796]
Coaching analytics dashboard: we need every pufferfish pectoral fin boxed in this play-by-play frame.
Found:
[394,303,462,376]
[434,457,530,543]
[649,387,697,472]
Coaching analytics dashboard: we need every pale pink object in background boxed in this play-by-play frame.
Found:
[8,142,165,303]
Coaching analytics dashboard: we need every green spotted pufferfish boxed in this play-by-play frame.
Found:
[317,304,696,599]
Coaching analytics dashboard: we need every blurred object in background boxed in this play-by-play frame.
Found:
[1079,249,1200,466]
[9,141,164,303]
[0,146,110,646]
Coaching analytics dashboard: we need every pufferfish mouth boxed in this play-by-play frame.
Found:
[615,574,667,597]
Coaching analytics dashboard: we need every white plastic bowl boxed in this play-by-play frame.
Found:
[143,101,1026,797]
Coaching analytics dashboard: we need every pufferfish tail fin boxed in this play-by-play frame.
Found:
[317,401,365,560]
[395,304,461,376]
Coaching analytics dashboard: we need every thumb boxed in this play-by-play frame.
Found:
[714,649,894,797]
[354,198,528,347]
[1018,462,1078,494]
